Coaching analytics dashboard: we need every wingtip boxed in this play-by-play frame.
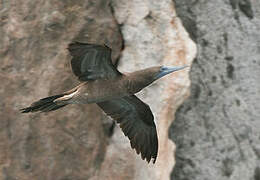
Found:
[67,41,82,48]
[67,41,111,50]
[152,156,157,164]
[19,107,31,113]
[67,41,86,48]
[144,155,156,164]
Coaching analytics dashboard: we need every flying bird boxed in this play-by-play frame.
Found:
[20,42,188,163]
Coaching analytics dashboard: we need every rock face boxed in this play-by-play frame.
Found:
[0,0,122,179]
[170,0,260,180]
[0,0,195,180]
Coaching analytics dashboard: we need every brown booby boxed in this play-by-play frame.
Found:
[21,42,188,163]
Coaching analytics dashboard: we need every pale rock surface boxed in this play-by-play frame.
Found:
[98,0,196,180]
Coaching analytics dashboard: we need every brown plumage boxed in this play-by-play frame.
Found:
[20,42,188,163]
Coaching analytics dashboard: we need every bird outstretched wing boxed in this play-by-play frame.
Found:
[68,42,121,81]
[97,95,158,163]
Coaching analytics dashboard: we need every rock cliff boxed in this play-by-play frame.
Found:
[0,0,195,179]
[171,0,260,180]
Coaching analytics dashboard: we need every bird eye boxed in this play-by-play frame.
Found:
[160,66,168,71]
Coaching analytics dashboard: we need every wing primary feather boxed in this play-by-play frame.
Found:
[68,42,121,81]
[97,95,158,163]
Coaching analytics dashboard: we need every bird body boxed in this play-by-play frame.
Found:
[55,67,161,104]
[21,42,188,163]
[60,78,128,104]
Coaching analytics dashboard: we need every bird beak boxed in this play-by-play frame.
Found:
[155,65,189,80]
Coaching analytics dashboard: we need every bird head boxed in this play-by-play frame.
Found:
[127,65,189,94]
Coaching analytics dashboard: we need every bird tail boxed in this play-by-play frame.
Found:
[20,94,68,113]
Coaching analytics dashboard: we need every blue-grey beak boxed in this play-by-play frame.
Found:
[155,65,189,80]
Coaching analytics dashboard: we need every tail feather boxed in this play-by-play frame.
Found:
[20,94,67,113]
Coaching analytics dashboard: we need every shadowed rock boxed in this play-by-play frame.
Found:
[21,42,188,163]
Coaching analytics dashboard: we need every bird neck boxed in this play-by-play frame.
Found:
[125,72,155,94]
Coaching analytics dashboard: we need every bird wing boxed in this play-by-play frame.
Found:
[97,95,158,163]
[68,42,121,81]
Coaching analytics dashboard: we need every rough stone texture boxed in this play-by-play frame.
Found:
[0,0,196,180]
[0,0,122,179]
[170,0,260,180]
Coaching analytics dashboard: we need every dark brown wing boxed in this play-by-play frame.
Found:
[68,42,121,81]
[97,95,158,163]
